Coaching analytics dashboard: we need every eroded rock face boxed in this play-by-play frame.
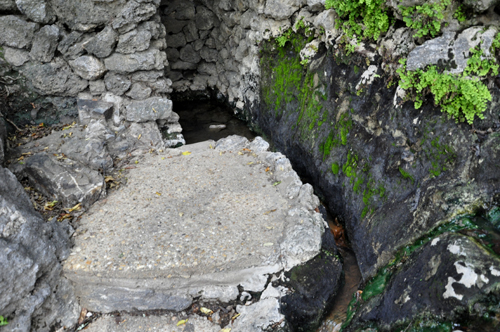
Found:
[0,167,80,332]
[0,15,38,49]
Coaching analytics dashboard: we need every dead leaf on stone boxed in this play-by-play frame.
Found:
[156,192,161,196]
[265,167,270,172]
[200,307,213,315]
[137,134,142,140]
[263,243,273,247]
[78,308,87,325]
[57,213,72,222]
[220,329,231,332]
[179,212,184,217]
[182,151,192,156]
[247,162,254,165]
[65,203,82,213]
[231,313,241,321]
[238,152,243,155]
[105,176,115,183]
[263,209,277,215]
[243,148,251,152]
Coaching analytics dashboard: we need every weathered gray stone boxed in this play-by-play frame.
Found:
[57,31,82,54]
[15,0,56,23]
[116,27,152,54]
[462,0,500,13]
[78,99,114,125]
[29,24,59,63]
[69,55,106,80]
[179,44,201,63]
[148,78,173,93]
[193,38,205,52]
[174,0,195,20]
[104,72,131,95]
[0,15,38,49]
[23,58,88,96]
[125,97,174,122]
[195,6,219,30]
[22,153,105,207]
[126,82,152,100]
[89,80,106,95]
[170,60,197,70]
[198,62,217,76]
[166,33,186,48]
[0,0,16,10]
[61,138,113,171]
[166,47,180,62]
[85,119,115,141]
[183,21,199,43]
[3,47,30,67]
[163,12,188,34]
[111,0,157,31]
[104,48,167,73]
[83,26,118,58]
[264,0,301,20]
[0,167,80,332]
[0,114,5,165]
[200,47,218,62]
[131,70,164,83]
[306,0,325,11]
[233,298,286,331]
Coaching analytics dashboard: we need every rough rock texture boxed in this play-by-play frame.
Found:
[29,24,59,63]
[125,96,173,122]
[0,167,80,332]
[0,15,38,49]
[69,56,106,81]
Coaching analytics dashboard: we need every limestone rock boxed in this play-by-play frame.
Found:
[89,80,106,95]
[77,99,114,125]
[111,0,157,31]
[0,167,80,332]
[195,6,219,30]
[23,58,88,96]
[166,33,187,48]
[0,0,16,10]
[104,72,132,95]
[179,44,201,63]
[61,139,113,171]
[30,24,59,63]
[0,15,38,49]
[125,97,174,122]
[15,0,56,23]
[0,114,5,165]
[462,0,500,13]
[183,21,199,43]
[3,47,30,67]
[264,0,301,20]
[200,47,218,62]
[166,48,180,62]
[116,27,152,54]
[306,0,325,11]
[104,48,167,73]
[21,153,105,208]
[83,26,118,58]
[126,82,152,100]
[171,61,197,70]
[69,55,106,80]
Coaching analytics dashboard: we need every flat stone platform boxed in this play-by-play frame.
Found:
[63,136,325,327]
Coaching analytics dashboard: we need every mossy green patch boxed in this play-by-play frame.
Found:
[399,167,415,184]
[331,162,340,175]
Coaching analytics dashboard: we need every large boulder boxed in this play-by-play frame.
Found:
[0,167,80,332]
[125,96,174,122]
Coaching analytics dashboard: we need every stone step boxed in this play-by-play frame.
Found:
[63,136,332,330]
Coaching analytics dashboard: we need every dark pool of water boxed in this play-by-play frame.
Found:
[174,100,256,144]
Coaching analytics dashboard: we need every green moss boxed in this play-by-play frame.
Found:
[399,167,415,184]
[332,162,340,175]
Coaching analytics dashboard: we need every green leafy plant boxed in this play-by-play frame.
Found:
[400,0,451,38]
[453,4,467,22]
[0,316,8,326]
[397,56,494,124]
[325,0,390,41]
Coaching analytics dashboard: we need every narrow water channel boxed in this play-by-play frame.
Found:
[174,99,362,331]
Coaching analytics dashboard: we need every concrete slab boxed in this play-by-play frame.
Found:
[63,136,325,317]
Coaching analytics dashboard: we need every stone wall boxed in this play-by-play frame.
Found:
[161,0,336,113]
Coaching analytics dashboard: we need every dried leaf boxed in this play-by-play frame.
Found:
[44,200,58,211]
[231,313,241,321]
[156,192,162,196]
[179,212,184,217]
[176,319,188,326]
[65,203,82,213]
[182,151,192,156]
[238,152,243,155]
[200,307,213,315]
[264,209,277,215]
[247,162,254,165]
[78,308,88,325]
[135,160,139,164]
[57,214,72,222]
[220,329,231,332]
[243,148,251,152]
[265,167,270,172]
[104,176,115,183]
[272,181,281,186]
[137,134,142,140]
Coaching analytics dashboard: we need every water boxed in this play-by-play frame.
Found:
[174,100,256,144]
